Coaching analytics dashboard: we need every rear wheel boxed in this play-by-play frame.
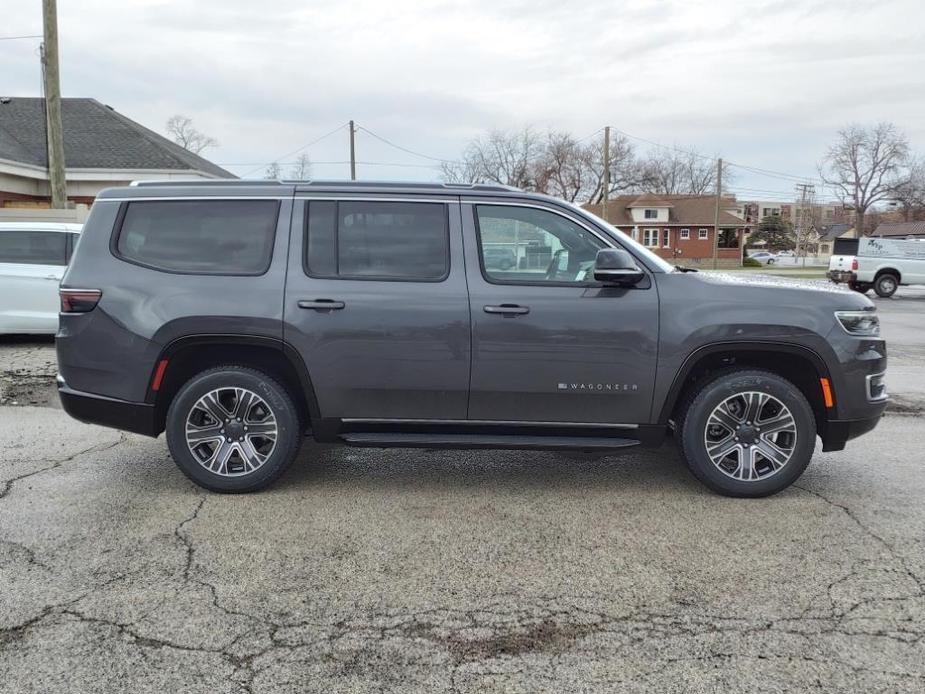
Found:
[166,366,302,493]
[874,273,899,298]
[679,369,816,497]
[848,281,872,294]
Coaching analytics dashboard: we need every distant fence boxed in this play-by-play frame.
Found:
[0,205,89,224]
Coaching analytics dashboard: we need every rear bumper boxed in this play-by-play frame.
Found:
[826,270,856,283]
[57,375,160,437]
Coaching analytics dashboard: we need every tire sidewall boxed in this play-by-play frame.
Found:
[166,368,301,493]
[681,370,816,497]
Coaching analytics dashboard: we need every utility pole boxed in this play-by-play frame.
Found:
[794,183,815,268]
[711,158,722,269]
[601,126,610,222]
[348,120,356,181]
[42,0,67,209]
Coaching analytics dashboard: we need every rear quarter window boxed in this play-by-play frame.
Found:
[114,199,279,275]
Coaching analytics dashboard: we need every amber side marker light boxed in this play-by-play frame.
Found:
[820,378,835,408]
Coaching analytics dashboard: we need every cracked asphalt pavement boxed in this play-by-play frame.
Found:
[1,290,924,693]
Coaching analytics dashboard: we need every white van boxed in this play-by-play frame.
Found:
[0,222,82,334]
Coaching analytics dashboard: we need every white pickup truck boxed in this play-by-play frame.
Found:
[828,236,925,297]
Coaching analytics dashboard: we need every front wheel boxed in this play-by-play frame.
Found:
[874,273,899,298]
[679,369,816,497]
[166,366,303,493]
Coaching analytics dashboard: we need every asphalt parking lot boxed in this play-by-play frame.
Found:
[1,288,924,693]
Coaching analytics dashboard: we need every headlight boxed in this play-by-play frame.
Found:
[835,310,880,336]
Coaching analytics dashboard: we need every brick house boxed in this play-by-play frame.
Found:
[0,97,233,209]
[584,193,751,267]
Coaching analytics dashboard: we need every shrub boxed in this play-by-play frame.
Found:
[743,257,762,268]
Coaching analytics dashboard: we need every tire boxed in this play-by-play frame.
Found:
[166,366,303,493]
[874,273,899,298]
[848,281,871,294]
[767,259,775,265]
[679,369,816,498]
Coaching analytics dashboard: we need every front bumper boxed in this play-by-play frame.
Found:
[827,270,856,283]
[820,410,886,451]
[57,375,160,437]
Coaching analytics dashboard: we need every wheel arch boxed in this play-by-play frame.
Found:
[659,342,833,436]
[874,267,901,282]
[147,335,320,435]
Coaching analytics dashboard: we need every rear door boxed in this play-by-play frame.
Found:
[462,200,660,425]
[283,195,470,421]
[0,229,68,333]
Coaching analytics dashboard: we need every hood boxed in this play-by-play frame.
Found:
[690,271,874,310]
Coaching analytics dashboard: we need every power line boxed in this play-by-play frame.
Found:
[0,34,42,41]
[355,124,461,164]
[240,122,349,177]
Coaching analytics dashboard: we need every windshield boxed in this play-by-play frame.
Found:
[569,204,676,273]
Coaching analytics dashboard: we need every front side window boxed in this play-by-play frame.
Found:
[0,231,67,266]
[305,201,448,281]
[116,200,279,274]
[475,205,605,284]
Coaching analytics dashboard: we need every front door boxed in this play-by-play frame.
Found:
[463,202,659,424]
[284,196,470,421]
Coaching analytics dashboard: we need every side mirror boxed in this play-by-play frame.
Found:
[593,248,645,286]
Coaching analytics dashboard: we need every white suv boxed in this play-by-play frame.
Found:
[0,222,81,334]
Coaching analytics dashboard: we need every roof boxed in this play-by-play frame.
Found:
[0,222,81,232]
[818,223,853,241]
[872,221,925,237]
[0,97,233,178]
[584,194,746,227]
[626,192,674,208]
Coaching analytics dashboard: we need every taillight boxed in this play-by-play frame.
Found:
[60,288,102,313]
[851,258,859,271]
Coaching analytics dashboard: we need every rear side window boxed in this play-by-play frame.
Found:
[115,200,279,274]
[305,201,448,281]
[0,231,67,265]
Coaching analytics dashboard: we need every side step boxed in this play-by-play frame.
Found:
[338,432,640,451]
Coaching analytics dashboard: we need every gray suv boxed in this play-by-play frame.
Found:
[57,181,888,497]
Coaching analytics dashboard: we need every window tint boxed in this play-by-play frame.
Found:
[116,200,279,274]
[475,205,605,284]
[305,201,448,281]
[0,231,67,266]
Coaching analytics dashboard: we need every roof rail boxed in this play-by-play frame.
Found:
[130,179,279,187]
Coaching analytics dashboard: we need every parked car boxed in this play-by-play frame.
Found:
[748,251,778,265]
[827,237,925,297]
[776,250,795,257]
[483,246,517,270]
[57,181,887,497]
[0,222,81,334]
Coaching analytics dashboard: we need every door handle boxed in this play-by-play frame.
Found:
[484,304,530,315]
[44,275,60,281]
[298,299,345,310]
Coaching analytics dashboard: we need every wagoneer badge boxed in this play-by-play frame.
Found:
[558,383,639,392]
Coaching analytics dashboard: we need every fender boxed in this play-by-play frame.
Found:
[657,340,834,424]
[145,333,322,424]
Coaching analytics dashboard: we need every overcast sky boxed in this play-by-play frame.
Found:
[3,0,924,200]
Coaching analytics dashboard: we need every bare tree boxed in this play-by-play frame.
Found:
[264,162,281,180]
[289,153,312,180]
[586,133,642,203]
[165,115,218,154]
[638,148,717,195]
[531,131,598,202]
[440,127,543,189]
[891,156,925,221]
[819,123,910,235]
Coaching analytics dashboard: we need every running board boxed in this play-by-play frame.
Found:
[338,432,641,451]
